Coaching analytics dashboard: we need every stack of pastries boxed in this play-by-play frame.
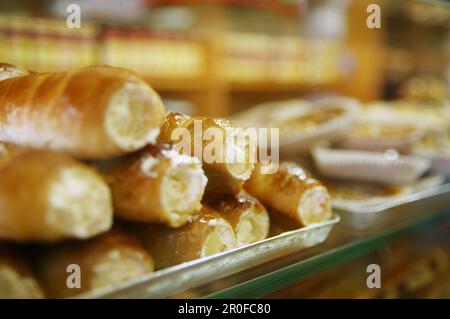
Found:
[0,63,332,298]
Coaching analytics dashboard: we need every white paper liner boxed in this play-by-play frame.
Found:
[312,147,431,184]
[323,180,411,210]
[413,149,450,175]
[412,173,446,192]
[331,189,411,211]
[340,121,425,152]
[230,99,311,128]
[362,101,450,133]
[231,97,360,155]
[279,98,360,155]
[329,176,446,214]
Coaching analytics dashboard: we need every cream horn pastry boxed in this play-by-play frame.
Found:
[0,65,165,159]
[130,206,237,269]
[0,244,44,298]
[203,193,269,247]
[244,162,332,226]
[34,229,153,298]
[158,112,255,195]
[0,149,113,242]
[100,143,207,227]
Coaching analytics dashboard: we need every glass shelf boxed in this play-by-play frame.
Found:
[165,188,450,298]
[416,0,450,8]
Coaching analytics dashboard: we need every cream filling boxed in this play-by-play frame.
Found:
[91,248,152,290]
[140,156,160,178]
[0,266,43,299]
[47,167,113,239]
[235,210,269,247]
[0,64,29,81]
[161,163,207,227]
[297,186,332,226]
[227,162,253,181]
[224,128,254,180]
[225,144,253,180]
[105,82,161,151]
[201,220,236,257]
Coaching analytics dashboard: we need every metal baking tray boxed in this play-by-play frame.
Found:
[334,183,450,230]
[77,213,340,299]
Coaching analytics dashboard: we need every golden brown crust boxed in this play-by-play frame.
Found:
[129,206,237,269]
[158,112,192,141]
[0,150,113,242]
[35,229,153,298]
[0,66,165,159]
[203,192,269,246]
[321,179,406,201]
[349,122,419,140]
[244,162,332,226]
[0,142,28,168]
[0,244,44,298]
[100,144,207,227]
[275,106,345,137]
[159,112,255,195]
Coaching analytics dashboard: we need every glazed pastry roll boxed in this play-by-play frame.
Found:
[100,144,207,227]
[244,162,332,226]
[0,65,165,159]
[131,207,237,269]
[159,112,255,195]
[0,245,44,298]
[0,150,113,242]
[0,63,29,81]
[35,229,153,298]
[203,193,269,247]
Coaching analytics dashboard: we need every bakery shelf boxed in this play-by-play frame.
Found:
[172,188,450,299]
[80,185,449,299]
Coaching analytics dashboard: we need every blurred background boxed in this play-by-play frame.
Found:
[0,0,448,116]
